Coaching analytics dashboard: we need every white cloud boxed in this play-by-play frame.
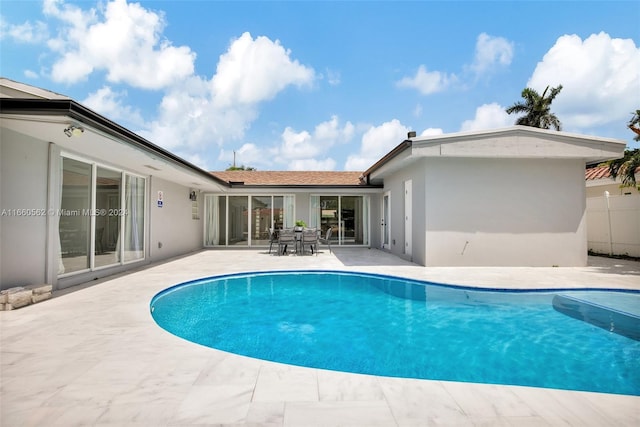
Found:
[420,128,444,136]
[0,17,49,43]
[175,151,207,170]
[211,32,315,107]
[470,33,514,75]
[345,119,410,171]
[398,33,513,96]
[12,4,301,169]
[82,86,144,126]
[396,65,457,95]
[24,70,39,79]
[460,103,511,131]
[274,115,354,168]
[214,116,354,171]
[528,32,640,129]
[139,76,257,151]
[324,68,341,86]
[217,143,272,170]
[289,158,337,171]
[314,115,355,143]
[44,0,195,88]
[280,127,318,159]
[139,30,316,163]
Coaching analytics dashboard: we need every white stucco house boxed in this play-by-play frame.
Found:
[363,129,625,267]
[0,78,626,292]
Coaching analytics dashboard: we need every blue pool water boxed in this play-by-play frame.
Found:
[150,271,640,396]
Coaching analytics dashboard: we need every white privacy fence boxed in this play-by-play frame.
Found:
[586,193,640,257]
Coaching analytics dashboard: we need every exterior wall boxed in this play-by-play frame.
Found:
[0,128,205,290]
[149,177,203,261]
[0,129,49,289]
[368,193,382,249]
[382,161,426,263]
[294,192,310,225]
[586,180,639,198]
[587,194,640,257]
[422,157,587,266]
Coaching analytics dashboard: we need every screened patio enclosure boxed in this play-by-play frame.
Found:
[204,194,370,247]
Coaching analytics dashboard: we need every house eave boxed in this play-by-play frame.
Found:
[363,126,626,184]
[361,139,413,184]
[0,98,230,189]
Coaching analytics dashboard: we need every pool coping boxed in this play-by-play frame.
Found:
[2,249,639,426]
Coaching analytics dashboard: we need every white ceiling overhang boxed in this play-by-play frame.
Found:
[1,113,228,193]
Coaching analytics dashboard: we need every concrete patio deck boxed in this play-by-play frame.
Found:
[1,248,639,426]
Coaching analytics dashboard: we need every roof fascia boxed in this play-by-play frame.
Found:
[409,126,626,162]
[412,125,626,147]
[0,77,69,99]
[361,139,412,183]
[0,98,230,188]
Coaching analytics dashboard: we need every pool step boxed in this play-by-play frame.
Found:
[552,294,640,341]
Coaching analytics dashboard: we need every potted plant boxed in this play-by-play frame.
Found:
[294,220,306,231]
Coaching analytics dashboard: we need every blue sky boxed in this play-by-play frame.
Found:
[2,0,639,171]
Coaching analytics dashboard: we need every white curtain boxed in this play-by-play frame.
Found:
[204,195,219,245]
[309,195,320,229]
[283,195,295,228]
[56,157,65,274]
[122,175,145,262]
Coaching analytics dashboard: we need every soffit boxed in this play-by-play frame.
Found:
[1,114,227,192]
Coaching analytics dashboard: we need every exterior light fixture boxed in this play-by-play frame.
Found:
[63,125,84,137]
[189,190,197,201]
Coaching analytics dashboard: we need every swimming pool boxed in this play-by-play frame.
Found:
[150,270,640,396]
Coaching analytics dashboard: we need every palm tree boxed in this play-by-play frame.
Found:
[628,109,640,142]
[506,85,563,130]
[225,165,256,171]
[607,110,640,188]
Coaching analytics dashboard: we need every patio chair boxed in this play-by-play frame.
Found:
[318,227,333,253]
[277,228,297,256]
[301,228,319,256]
[268,228,278,254]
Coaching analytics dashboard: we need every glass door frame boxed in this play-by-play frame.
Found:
[313,194,370,247]
[382,191,391,250]
[206,194,294,246]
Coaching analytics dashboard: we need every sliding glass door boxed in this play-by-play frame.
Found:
[228,196,248,246]
[95,167,121,268]
[204,195,290,246]
[251,196,272,245]
[59,158,92,274]
[58,156,146,277]
[312,195,369,246]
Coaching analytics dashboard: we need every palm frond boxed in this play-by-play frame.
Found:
[506,85,563,130]
[608,148,640,188]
